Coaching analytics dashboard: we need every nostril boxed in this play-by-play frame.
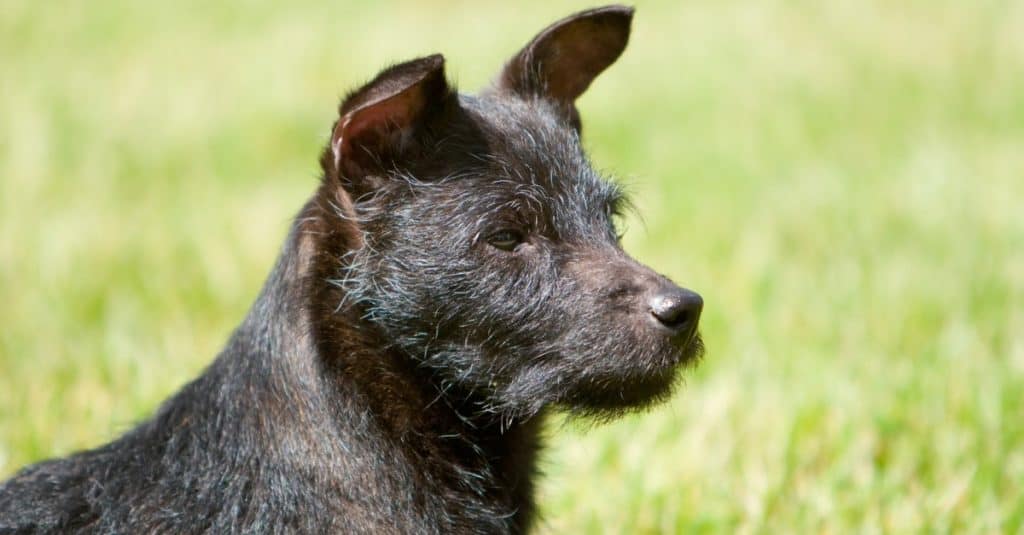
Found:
[649,289,703,332]
[650,300,688,328]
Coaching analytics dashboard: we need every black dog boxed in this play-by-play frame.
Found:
[0,5,703,533]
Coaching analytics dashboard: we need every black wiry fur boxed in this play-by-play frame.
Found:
[0,6,703,534]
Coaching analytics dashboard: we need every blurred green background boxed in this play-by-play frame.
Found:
[1,0,1022,532]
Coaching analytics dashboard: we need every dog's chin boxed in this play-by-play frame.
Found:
[558,333,705,419]
[561,371,677,417]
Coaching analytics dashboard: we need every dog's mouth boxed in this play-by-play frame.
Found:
[551,330,705,415]
[673,330,705,368]
[631,330,704,393]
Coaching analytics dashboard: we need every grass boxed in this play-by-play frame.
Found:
[1,0,1022,532]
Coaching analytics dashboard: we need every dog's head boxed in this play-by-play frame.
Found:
[316,5,703,420]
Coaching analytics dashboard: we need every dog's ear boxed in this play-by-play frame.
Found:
[496,5,632,115]
[326,54,451,184]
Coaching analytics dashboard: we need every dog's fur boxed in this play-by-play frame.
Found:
[0,6,704,534]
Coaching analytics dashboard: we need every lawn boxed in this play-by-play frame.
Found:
[1,0,1022,532]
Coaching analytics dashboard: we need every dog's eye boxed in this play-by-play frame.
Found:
[487,229,525,251]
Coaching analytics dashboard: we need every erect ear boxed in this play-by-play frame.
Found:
[496,5,633,106]
[327,54,451,183]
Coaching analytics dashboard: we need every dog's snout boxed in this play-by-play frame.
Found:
[649,287,703,338]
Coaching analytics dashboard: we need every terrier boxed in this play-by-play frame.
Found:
[0,6,703,533]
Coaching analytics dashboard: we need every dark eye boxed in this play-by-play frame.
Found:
[487,229,525,251]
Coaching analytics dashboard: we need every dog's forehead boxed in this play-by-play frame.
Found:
[433,93,623,240]
[458,94,612,199]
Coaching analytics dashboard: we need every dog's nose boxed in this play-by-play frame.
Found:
[649,287,703,339]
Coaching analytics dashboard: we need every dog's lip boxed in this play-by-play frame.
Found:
[670,327,698,347]
[669,331,704,366]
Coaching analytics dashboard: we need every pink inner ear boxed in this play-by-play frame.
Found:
[332,89,426,171]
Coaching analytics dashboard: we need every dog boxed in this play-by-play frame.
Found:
[0,5,703,533]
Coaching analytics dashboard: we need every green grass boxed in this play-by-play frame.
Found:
[2,0,1022,532]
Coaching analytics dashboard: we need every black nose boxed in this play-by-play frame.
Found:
[649,287,703,338]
